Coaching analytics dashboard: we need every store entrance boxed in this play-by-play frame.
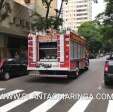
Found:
[7,37,27,58]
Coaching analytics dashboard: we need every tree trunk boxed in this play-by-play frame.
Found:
[46,5,50,20]
[54,0,64,29]
[45,0,53,29]
[0,0,5,10]
[57,0,64,19]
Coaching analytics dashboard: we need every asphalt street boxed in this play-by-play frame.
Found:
[0,57,112,112]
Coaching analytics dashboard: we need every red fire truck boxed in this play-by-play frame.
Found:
[27,31,89,78]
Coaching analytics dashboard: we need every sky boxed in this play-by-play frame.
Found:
[58,0,106,20]
[92,0,106,19]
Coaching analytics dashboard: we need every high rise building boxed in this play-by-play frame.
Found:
[62,0,92,31]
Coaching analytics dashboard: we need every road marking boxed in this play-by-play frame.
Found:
[30,94,64,112]
[97,86,102,90]
[0,89,24,99]
[68,97,93,112]
[0,88,6,91]
[107,100,113,112]
[0,91,42,112]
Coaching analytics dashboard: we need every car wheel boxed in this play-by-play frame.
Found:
[4,72,10,80]
[84,67,89,71]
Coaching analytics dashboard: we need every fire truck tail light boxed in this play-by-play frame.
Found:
[66,55,69,58]
[66,44,69,47]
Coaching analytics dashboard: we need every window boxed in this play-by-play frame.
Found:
[76,5,87,8]
[70,41,78,59]
[77,13,88,16]
[74,42,78,59]
[24,0,30,3]
[39,42,57,61]
[78,44,81,59]
[70,41,74,59]
[77,9,87,12]
[77,17,88,20]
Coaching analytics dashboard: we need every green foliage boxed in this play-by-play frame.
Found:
[87,38,102,54]
[31,0,64,31]
[95,0,113,52]
[78,21,102,40]
[78,21,103,54]
[103,0,113,39]
[31,12,63,31]
[31,12,46,30]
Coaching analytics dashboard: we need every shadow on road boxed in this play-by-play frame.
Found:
[25,70,88,84]
[103,84,113,89]
[26,77,75,85]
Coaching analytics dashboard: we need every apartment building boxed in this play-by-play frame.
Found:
[62,0,92,31]
[15,0,57,17]
[0,0,30,59]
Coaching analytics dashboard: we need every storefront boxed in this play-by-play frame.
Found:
[0,0,30,60]
[0,33,27,60]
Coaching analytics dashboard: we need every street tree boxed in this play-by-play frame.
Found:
[54,0,68,29]
[103,0,113,40]
[94,0,113,52]
[78,21,102,54]
[0,0,4,10]
[78,21,102,40]
[42,0,54,29]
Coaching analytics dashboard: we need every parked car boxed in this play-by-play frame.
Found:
[104,54,113,85]
[0,58,28,80]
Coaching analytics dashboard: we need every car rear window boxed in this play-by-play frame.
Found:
[109,61,113,65]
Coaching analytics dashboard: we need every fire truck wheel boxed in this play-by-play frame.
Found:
[68,71,79,79]
[84,67,89,71]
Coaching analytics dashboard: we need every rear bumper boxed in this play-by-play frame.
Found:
[27,67,70,71]
[28,70,73,78]
[104,73,113,82]
[29,73,68,78]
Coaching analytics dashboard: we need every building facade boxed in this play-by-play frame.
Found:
[15,0,57,17]
[36,0,57,17]
[0,0,30,59]
[62,0,92,31]
[0,0,57,60]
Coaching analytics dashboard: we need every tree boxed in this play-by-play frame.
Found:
[31,12,46,31]
[94,0,113,52]
[32,0,64,31]
[42,0,54,28]
[0,0,5,10]
[54,0,68,29]
[103,0,113,40]
[78,21,103,54]
[78,21,102,40]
